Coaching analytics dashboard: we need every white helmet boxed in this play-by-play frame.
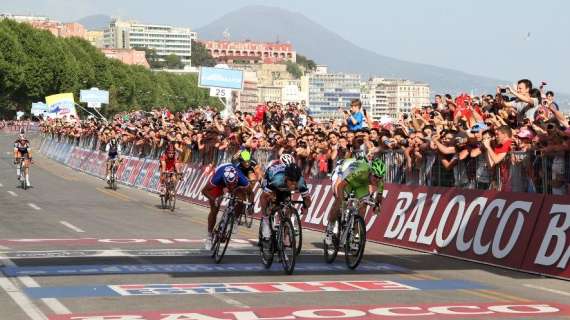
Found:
[280,153,295,165]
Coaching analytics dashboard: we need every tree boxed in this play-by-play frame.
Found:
[191,40,216,67]
[0,20,222,118]
[285,61,303,79]
[296,54,316,71]
[164,54,184,69]
[135,47,163,69]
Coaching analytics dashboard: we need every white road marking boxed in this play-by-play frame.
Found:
[2,258,71,315]
[28,203,41,210]
[7,190,17,197]
[523,284,570,297]
[212,293,249,308]
[0,182,3,187]
[0,258,51,319]
[59,221,85,233]
[0,245,9,250]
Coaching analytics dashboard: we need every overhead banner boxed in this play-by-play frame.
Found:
[199,67,244,90]
[80,88,109,105]
[45,93,77,119]
[31,102,48,116]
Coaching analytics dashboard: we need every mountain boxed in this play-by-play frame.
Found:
[195,6,556,100]
[76,14,111,30]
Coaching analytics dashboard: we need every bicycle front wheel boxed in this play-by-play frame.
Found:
[213,213,234,264]
[278,219,296,275]
[290,209,302,256]
[344,215,366,270]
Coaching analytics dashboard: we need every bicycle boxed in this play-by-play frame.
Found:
[258,197,300,275]
[16,157,29,190]
[160,172,179,212]
[107,158,121,191]
[323,191,378,269]
[211,193,251,264]
[276,196,304,257]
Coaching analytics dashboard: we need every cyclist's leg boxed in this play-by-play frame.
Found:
[354,187,371,217]
[105,159,112,180]
[202,183,222,235]
[259,191,275,238]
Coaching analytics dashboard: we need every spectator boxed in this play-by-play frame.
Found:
[344,99,365,132]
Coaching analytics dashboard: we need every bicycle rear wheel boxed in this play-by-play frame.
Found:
[344,215,366,270]
[212,212,234,264]
[278,218,296,275]
[258,218,274,269]
[323,221,340,264]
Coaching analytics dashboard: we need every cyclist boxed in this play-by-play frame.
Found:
[231,150,261,221]
[325,158,386,245]
[202,163,250,250]
[259,163,311,240]
[105,134,122,183]
[13,133,32,187]
[264,153,296,170]
[159,140,179,195]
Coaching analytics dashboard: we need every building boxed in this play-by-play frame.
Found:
[258,86,282,104]
[104,19,196,65]
[308,68,361,119]
[364,78,431,119]
[101,48,150,68]
[238,71,259,113]
[1,14,88,40]
[87,30,104,48]
[202,40,296,65]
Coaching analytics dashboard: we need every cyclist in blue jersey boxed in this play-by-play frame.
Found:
[259,163,311,240]
[202,163,250,250]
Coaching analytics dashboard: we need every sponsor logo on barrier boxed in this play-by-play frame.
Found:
[47,303,570,320]
[109,280,417,296]
[522,196,570,279]
[374,186,542,269]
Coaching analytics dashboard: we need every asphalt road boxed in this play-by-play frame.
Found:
[0,133,569,320]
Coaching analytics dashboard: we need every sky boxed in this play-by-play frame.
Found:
[2,0,569,94]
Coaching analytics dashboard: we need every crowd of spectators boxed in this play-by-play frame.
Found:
[39,79,570,194]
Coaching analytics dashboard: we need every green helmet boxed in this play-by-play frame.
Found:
[238,150,251,162]
[370,159,386,177]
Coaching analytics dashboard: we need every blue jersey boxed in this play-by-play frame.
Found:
[210,163,249,188]
[262,164,309,196]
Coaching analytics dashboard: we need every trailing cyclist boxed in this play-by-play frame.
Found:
[105,134,122,183]
[202,163,250,250]
[325,158,386,245]
[231,150,261,225]
[13,133,32,187]
[259,163,311,241]
[159,140,180,195]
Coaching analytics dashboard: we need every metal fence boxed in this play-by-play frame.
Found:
[41,133,569,195]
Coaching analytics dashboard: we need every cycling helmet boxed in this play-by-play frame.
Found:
[370,159,386,178]
[238,150,251,163]
[284,164,302,182]
[223,166,238,185]
[19,128,25,134]
[280,153,295,165]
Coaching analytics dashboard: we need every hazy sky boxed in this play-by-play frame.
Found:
[3,0,569,93]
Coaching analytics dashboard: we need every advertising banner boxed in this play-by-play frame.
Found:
[522,195,570,279]
[45,93,78,119]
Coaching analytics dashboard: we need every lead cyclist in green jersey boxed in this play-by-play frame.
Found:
[325,158,386,245]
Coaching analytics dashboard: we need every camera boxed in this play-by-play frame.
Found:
[499,88,508,94]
